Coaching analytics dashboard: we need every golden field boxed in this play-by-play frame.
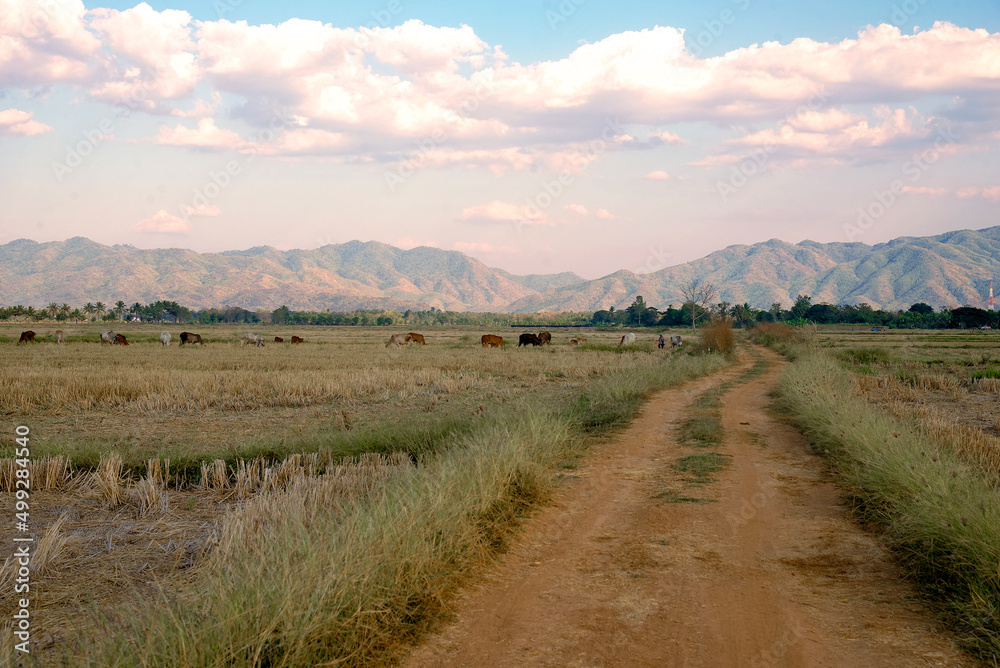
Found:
[0,321,715,665]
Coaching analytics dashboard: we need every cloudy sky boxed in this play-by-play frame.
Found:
[1,0,999,278]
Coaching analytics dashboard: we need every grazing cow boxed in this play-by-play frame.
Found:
[619,332,636,347]
[407,332,426,345]
[100,330,116,345]
[114,333,129,346]
[291,336,304,344]
[54,330,64,345]
[18,330,35,344]
[671,335,683,348]
[241,332,265,347]
[538,331,552,345]
[274,336,284,343]
[160,331,171,346]
[518,333,542,347]
[481,334,504,348]
[386,333,411,348]
[570,337,588,346]
[179,331,203,346]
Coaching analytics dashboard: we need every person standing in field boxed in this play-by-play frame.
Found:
[658,334,665,349]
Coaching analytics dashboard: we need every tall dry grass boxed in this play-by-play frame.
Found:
[73,346,731,667]
[778,350,1000,658]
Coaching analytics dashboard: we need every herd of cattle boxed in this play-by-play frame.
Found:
[14,329,681,349]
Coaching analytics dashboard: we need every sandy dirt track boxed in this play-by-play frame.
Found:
[404,347,974,667]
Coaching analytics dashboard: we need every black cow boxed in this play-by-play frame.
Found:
[179,332,203,346]
[518,333,542,347]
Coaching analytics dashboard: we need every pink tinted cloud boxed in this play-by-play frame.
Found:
[183,204,221,216]
[0,0,100,87]
[460,200,545,224]
[5,10,1000,167]
[132,210,192,233]
[88,3,199,104]
[564,204,589,216]
[595,208,615,220]
[644,170,671,180]
[958,186,1000,201]
[0,108,51,135]
[156,117,244,149]
[732,106,932,157]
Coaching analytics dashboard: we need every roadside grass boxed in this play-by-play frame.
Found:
[32,338,732,667]
[776,349,1000,660]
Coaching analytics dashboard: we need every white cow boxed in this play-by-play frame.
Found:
[241,332,265,347]
[619,332,636,347]
[54,330,65,345]
[385,333,411,348]
[100,330,116,345]
[670,335,683,348]
[160,331,171,346]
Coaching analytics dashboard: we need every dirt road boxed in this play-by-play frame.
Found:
[404,347,974,667]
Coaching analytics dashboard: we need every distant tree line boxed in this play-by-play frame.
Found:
[2,295,996,330]
[590,293,996,330]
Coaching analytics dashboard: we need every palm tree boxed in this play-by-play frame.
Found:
[115,300,127,321]
[70,308,83,322]
[59,303,71,320]
[130,302,143,321]
[94,302,106,320]
[46,302,60,320]
[83,303,95,321]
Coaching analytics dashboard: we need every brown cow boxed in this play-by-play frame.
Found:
[481,334,504,348]
[18,330,35,343]
[291,336,304,344]
[407,332,426,345]
[274,336,284,343]
[114,333,129,346]
[54,330,65,345]
[570,337,588,346]
[538,331,552,345]
[179,332,203,346]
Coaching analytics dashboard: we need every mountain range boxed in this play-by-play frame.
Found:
[2,227,999,313]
